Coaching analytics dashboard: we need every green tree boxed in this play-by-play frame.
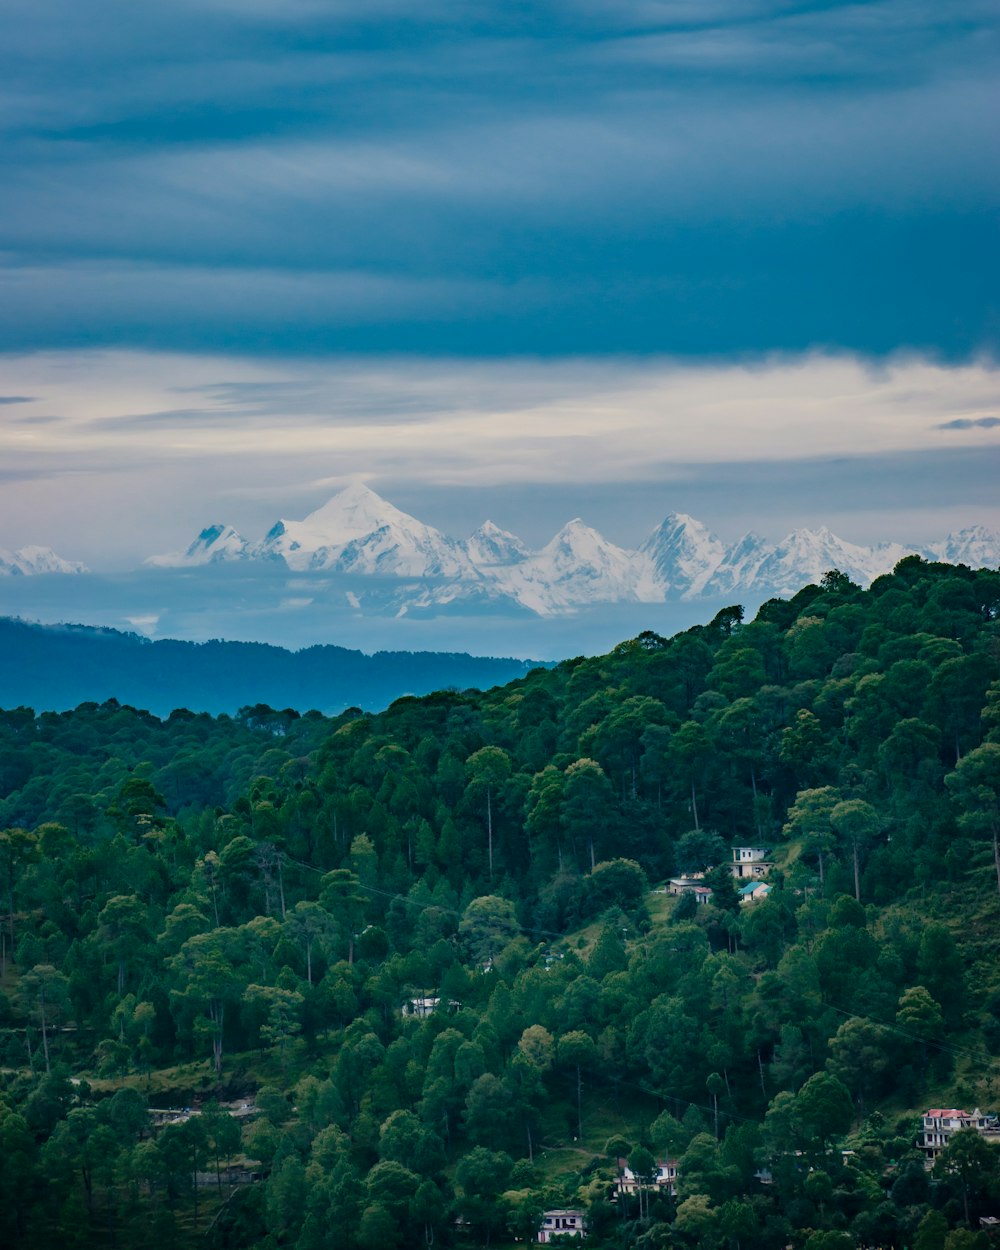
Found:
[934,1128,1000,1227]
[465,746,512,880]
[676,829,728,874]
[558,1030,597,1141]
[628,1145,658,1220]
[199,1101,242,1193]
[454,1146,513,1246]
[783,787,840,888]
[914,1208,949,1250]
[795,1071,853,1152]
[946,744,1000,897]
[319,868,367,963]
[168,927,247,1075]
[459,895,520,966]
[830,798,879,901]
[96,894,152,997]
[18,964,71,1073]
[0,827,37,972]
[562,758,618,870]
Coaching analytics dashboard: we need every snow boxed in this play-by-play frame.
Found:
[492,519,648,615]
[465,521,530,568]
[254,483,476,578]
[740,527,890,596]
[929,526,1000,569]
[146,524,251,568]
[703,532,771,598]
[137,486,1000,619]
[639,513,727,598]
[0,545,89,575]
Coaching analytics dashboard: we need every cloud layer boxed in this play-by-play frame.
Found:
[1,0,997,356]
[0,349,997,564]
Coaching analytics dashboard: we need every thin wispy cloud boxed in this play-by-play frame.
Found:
[936,416,1000,430]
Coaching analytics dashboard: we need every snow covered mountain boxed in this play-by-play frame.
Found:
[254,483,475,578]
[639,513,727,598]
[0,545,89,576]
[494,519,646,615]
[144,485,1000,619]
[465,521,531,568]
[928,526,1000,569]
[146,524,252,568]
[705,528,922,599]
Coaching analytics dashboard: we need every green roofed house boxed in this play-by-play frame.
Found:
[738,881,772,905]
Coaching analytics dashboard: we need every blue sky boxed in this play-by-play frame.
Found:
[0,0,997,564]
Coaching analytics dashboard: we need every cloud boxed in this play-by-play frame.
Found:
[0,1,996,358]
[0,347,998,564]
[0,395,34,404]
[936,415,1000,429]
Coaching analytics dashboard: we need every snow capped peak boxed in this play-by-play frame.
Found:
[734,527,901,596]
[298,482,411,547]
[0,545,90,575]
[136,484,999,618]
[929,526,1000,569]
[465,520,530,567]
[640,511,726,596]
[545,517,612,554]
[146,524,251,568]
[259,484,474,578]
[495,519,643,615]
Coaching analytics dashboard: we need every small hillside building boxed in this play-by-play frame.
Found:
[402,996,439,1018]
[616,1157,679,1197]
[537,1209,587,1242]
[738,881,772,905]
[668,877,713,905]
[730,847,774,880]
[919,1108,999,1161]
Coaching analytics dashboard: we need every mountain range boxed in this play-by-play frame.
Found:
[8,484,999,621]
[143,484,1000,616]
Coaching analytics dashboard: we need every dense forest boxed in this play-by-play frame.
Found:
[0,616,544,716]
[1,556,1000,1250]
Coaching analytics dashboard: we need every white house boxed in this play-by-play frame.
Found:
[730,847,774,880]
[615,1157,679,1196]
[668,878,713,905]
[537,1208,586,1242]
[402,996,440,1018]
[919,1108,999,1161]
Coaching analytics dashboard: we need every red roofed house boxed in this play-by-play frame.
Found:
[919,1108,999,1161]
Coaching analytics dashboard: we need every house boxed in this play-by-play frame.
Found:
[730,847,774,880]
[919,1108,1000,1161]
[537,1208,587,1242]
[194,1165,263,1186]
[402,996,439,1018]
[738,881,772,905]
[668,877,713,904]
[615,1157,679,1196]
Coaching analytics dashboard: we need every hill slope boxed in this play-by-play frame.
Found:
[0,616,546,715]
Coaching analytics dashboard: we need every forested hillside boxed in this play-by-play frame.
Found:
[0,616,544,716]
[1,556,999,1250]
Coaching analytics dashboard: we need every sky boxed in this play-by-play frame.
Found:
[1,0,998,568]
